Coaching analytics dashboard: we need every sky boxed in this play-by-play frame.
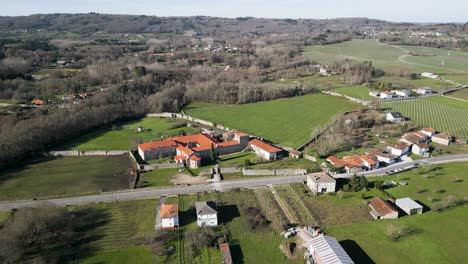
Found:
[1,0,467,23]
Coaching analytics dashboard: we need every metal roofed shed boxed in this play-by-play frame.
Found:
[308,235,354,264]
[395,198,423,215]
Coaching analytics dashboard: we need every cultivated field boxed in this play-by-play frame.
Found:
[60,117,198,150]
[381,96,468,138]
[328,162,468,264]
[303,39,468,74]
[0,156,133,201]
[445,89,468,101]
[185,94,361,148]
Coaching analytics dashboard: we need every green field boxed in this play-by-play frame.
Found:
[376,76,449,91]
[445,89,468,101]
[303,39,468,74]
[60,117,198,150]
[441,74,468,84]
[139,168,180,187]
[333,86,373,100]
[0,156,133,201]
[328,162,468,263]
[381,96,468,138]
[186,94,361,148]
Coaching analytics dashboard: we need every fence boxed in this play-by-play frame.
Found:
[242,168,307,176]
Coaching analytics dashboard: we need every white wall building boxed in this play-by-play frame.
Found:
[249,139,283,161]
[387,143,410,157]
[195,201,218,227]
[392,90,411,97]
[307,172,336,195]
[386,112,404,122]
[380,91,393,99]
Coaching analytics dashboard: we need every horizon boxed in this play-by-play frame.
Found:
[1,0,467,23]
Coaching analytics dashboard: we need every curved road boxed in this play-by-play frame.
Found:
[0,154,467,211]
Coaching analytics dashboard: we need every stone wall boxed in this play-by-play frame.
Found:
[48,150,128,156]
[303,154,317,162]
[242,168,307,176]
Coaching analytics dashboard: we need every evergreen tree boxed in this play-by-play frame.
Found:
[210,143,216,164]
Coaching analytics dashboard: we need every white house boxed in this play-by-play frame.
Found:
[421,72,439,79]
[400,132,429,145]
[380,91,393,99]
[386,112,404,122]
[432,132,454,146]
[307,172,336,195]
[414,87,435,95]
[319,67,333,76]
[249,139,283,161]
[369,151,395,165]
[392,90,411,97]
[195,201,218,227]
[307,235,354,264]
[412,143,430,157]
[396,198,423,215]
[160,204,179,229]
[369,91,380,97]
[420,127,436,137]
[387,143,410,157]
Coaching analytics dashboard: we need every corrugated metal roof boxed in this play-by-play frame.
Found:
[309,235,354,264]
[396,198,423,210]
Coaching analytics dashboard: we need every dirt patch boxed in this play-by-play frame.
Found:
[170,173,207,185]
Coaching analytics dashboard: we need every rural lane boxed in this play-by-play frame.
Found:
[0,154,467,211]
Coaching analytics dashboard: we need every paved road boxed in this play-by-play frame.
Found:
[0,154,466,211]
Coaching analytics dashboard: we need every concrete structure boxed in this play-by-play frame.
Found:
[412,143,430,157]
[307,235,354,264]
[138,132,249,168]
[387,143,410,157]
[161,204,179,229]
[195,201,218,227]
[368,198,399,219]
[380,91,393,99]
[220,243,233,264]
[288,149,303,159]
[396,198,423,215]
[386,112,404,122]
[249,139,283,161]
[307,172,336,195]
[392,90,411,97]
[432,132,454,146]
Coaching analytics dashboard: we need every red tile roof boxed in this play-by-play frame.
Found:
[416,143,429,149]
[249,139,282,153]
[177,146,194,156]
[161,204,178,219]
[138,139,177,151]
[369,198,398,216]
[234,131,249,137]
[421,127,436,133]
[174,155,186,161]
[390,143,410,150]
[218,140,240,147]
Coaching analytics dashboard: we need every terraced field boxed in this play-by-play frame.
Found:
[381,97,468,138]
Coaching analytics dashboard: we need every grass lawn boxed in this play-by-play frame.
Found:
[218,152,257,167]
[303,39,467,74]
[441,74,468,84]
[71,199,158,263]
[186,94,361,148]
[0,156,133,201]
[381,96,468,138]
[0,211,11,225]
[139,168,180,187]
[249,158,321,172]
[445,89,468,101]
[325,162,468,263]
[332,86,373,100]
[60,117,198,150]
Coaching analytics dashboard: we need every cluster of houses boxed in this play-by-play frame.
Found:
[368,197,423,220]
[325,126,457,174]
[160,200,219,229]
[137,131,287,169]
[369,87,435,99]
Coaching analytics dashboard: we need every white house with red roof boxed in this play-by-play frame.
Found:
[412,143,430,157]
[380,91,393,99]
[249,139,283,161]
[387,143,411,157]
[420,127,436,137]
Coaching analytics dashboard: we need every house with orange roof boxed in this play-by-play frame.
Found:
[387,143,410,157]
[412,143,430,157]
[160,204,179,229]
[420,127,436,137]
[400,131,429,145]
[327,154,379,174]
[248,138,283,161]
[432,132,455,146]
[380,91,393,99]
[31,99,44,106]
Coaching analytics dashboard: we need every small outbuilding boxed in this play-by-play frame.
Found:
[220,243,233,264]
[395,198,423,215]
[368,198,399,219]
[386,112,404,122]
